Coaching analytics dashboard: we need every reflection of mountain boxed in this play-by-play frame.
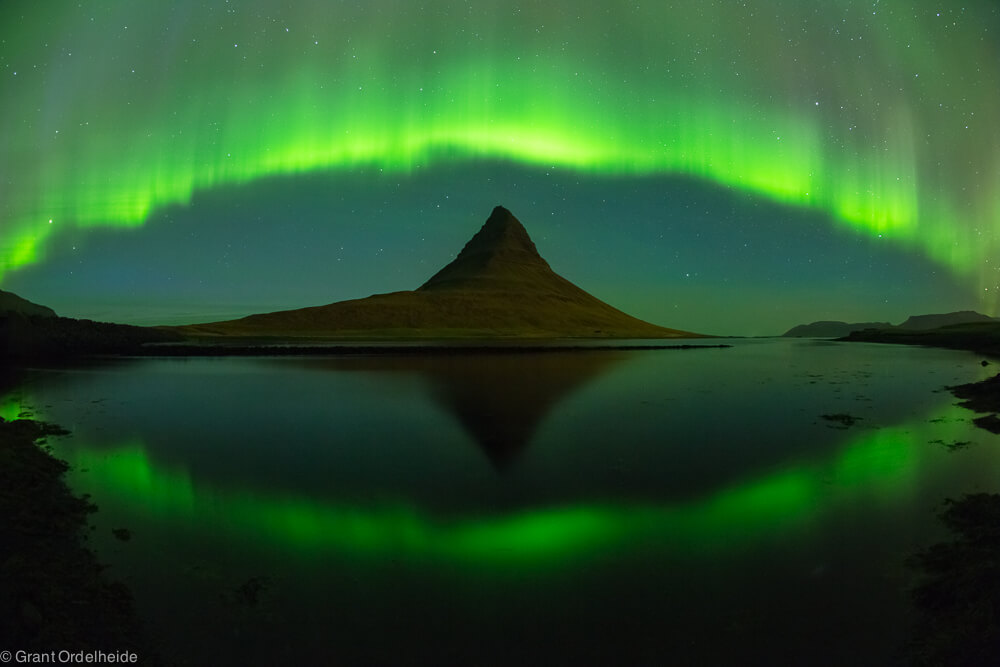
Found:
[425,354,627,469]
[59,399,991,564]
[302,351,626,468]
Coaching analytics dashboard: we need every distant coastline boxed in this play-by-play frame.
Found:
[841,322,1000,358]
[130,342,733,357]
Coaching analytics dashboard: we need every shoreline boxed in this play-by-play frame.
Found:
[128,342,733,357]
[840,324,1000,359]
[904,357,1000,663]
[4,335,997,664]
[0,417,156,661]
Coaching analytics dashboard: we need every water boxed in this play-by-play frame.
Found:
[5,339,1000,665]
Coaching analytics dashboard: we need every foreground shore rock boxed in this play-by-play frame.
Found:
[0,417,155,660]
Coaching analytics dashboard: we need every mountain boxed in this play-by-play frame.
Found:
[838,311,1000,354]
[179,206,702,339]
[0,289,56,318]
[0,290,181,359]
[842,320,1000,356]
[784,310,997,338]
[1,314,178,358]
[897,311,997,330]
[783,321,892,338]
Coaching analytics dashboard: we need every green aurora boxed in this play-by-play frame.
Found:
[34,405,979,567]
[2,1,1000,310]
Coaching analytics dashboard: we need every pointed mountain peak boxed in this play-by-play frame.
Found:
[484,205,520,229]
[488,204,515,220]
[418,206,552,291]
[184,204,702,338]
[464,205,540,259]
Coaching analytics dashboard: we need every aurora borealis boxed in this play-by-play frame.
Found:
[2,1,1000,333]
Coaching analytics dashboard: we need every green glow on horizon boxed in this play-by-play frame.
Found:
[3,1,1000,303]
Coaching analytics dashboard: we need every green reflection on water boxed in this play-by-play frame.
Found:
[80,439,820,562]
[7,382,983,568]
[57,420,946,567]
[834,427,918,493]
[0,392,28,421]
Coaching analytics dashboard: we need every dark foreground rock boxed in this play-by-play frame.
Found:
[0,418,155,659]
[910,494,1000,666]
[947,373,1000,434]
[950,373,1000,414]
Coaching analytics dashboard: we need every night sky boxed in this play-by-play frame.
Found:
[1,1,998,336]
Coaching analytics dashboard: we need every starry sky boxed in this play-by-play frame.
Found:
[1,0,998,336]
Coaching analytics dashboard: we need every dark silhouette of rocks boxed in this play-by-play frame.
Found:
[948,372,1000,435]
[909,493,1000,665]
[179,206,702,339]
[0,418,153,655]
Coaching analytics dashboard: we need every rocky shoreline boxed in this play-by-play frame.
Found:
[0,417,156,661]
[905,365,1000,664]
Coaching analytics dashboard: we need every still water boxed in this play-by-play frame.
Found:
[5,339,1000,665]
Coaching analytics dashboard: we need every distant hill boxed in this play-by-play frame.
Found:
[0,290,178,358]
[842,321,1000,356]
[783,321,892,338]
[178,206,704,339]
[0,314,180,358]
[0,289,56,318]
[897,311,997,330]
[783,310,997,338]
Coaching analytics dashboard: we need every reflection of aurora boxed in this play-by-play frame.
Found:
[0,400,23,422]
[0,391,33,422]
[53,410,975,567]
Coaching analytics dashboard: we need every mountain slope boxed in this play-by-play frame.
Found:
[897,311,996,330]
[180,206,702,339]
[0,289,56,318]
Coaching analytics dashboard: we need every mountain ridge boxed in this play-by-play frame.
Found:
[897,311,996,330]
[783,320,893,338]
[0,289,57,318]
[178,206,703,339]
[783,310,997,337]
